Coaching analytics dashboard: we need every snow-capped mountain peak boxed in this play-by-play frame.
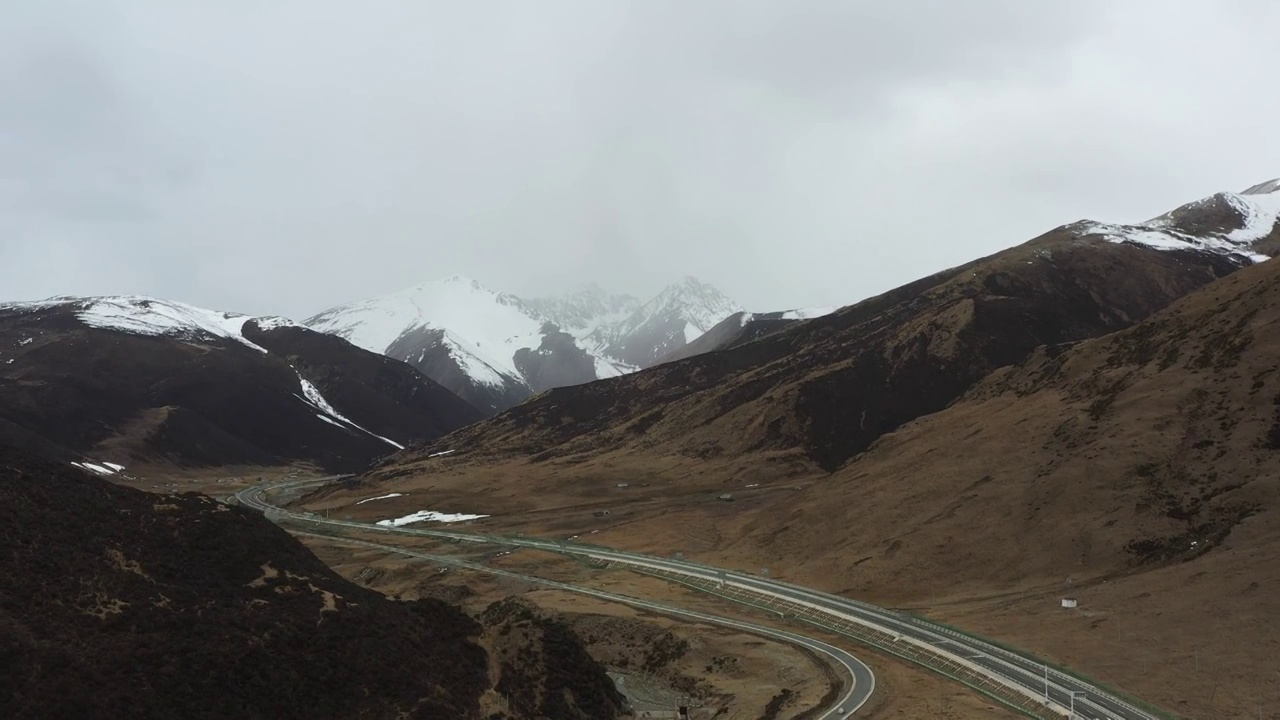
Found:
[305,276,537,360]
[642,276,743,339]
[305,276,633,414]
[304,275,744,414]
[586,277,743,368]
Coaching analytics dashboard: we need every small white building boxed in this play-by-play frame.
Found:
[1061,597,1078,609]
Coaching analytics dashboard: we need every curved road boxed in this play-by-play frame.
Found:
[294,531,875,718]
[238,478,1159,720]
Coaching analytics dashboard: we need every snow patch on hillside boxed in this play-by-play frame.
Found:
[356,492,404,505]
[1084,181,1280,262]
[294,374,404,449]
[683,322,702,344]
[1225,188,1280,244]
[593,354,628,379]
[1079,221,1269,263]
[740,306,839,326]
[253,316,303,331]
[781,307,840,321]
[72,460,122,476]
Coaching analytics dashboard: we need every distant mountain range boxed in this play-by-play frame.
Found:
[305,276,826,414]
[0,276,838,473]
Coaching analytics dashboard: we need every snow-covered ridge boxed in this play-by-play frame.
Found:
[77,297,271,352]
[0,295,303,352]
[1079,180,1280,262]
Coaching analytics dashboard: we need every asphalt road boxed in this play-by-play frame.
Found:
[237,478,1158,720]
[291,530,875,718]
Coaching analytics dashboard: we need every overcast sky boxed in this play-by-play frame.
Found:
[3,1,1279,318]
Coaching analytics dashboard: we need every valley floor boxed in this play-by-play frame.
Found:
[298,452,1279,720]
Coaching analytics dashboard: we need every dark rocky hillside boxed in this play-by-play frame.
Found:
[0,300,480,473]
[244,320,483,444]
[0,447,620,720]
[512,323,600,393]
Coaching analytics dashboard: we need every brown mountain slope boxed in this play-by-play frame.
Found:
[374,181,1280,479]
[0,446,621,720]
[381,232,1246,478]
[705,248,1280,719]
[742,247,1280,591]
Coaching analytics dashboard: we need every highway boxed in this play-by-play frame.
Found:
[292,531,875,719]
[237,478,1160,720]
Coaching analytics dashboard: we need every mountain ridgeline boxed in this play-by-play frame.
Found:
[380,179,1280,474]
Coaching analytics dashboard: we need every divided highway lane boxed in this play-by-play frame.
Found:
[291,531,875,719]
[236,479,1155,720]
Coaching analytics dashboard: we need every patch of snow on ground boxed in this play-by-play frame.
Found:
[593,354,627,379]
[19,337,33,346]
[315,413,344,428]
[295,375,405,449]
[76,296,270,352]
[739,312,755,327]
[72,462,116,476]
[683,321,703,344]
[1225,189,1280,244]
[356,492,405,505]
[779,307,840,321]
[1078,221,1269,263]
[102,462,126,472]
[252,316,303,331]
[427,449,456,458]
[376,509,489,526]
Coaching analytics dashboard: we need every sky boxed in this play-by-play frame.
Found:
[3,1,1280,319]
